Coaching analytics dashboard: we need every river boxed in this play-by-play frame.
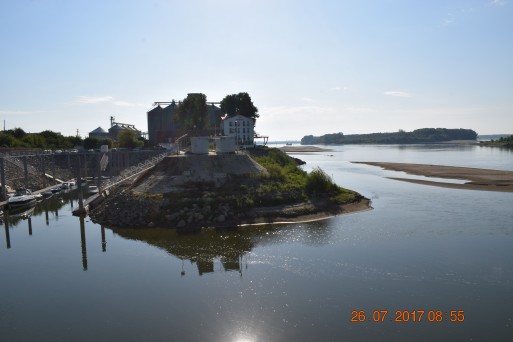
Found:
[1,144,512,341]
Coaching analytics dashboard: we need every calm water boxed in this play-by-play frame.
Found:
[1,144,513,341]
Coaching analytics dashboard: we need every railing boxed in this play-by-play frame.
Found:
[99,151,170,191]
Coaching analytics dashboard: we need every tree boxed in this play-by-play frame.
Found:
[0,132,15,147]
[83,137,101,150]
[175,93,208,132]
[22,134,46,148]
[11,128,27,140]
[220,92,259,120]
[117,130,143,149]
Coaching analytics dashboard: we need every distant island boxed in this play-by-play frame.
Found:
[301,128,477,145]
[479,135,513,148]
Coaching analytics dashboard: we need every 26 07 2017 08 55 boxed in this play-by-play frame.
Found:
[351,309,465,323]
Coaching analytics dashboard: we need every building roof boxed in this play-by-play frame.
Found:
[90,126,108,134]
[222,114,254,122]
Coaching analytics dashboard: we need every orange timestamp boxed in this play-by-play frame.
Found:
[351,309,465,323]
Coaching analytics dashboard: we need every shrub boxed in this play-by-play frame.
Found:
[305,167,336,195]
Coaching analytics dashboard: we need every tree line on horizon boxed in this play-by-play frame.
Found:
[301,128,478,145]
[0,127,146,150]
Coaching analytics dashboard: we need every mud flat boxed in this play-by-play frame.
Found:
[355,162,513,192]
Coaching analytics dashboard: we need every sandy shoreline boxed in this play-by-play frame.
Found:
[355,162,513,192]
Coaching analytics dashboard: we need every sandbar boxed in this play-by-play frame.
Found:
[279,145,334,153]
[354,162,513,192]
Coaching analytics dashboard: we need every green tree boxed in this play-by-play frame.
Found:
[117,130,143,149]
[22,134,46,148]
[220,92,259,120]
[83,137,101,150]
[66,135,83,147]
[175,93,208,132]
[0,132,15,147]
[11,128,27,140]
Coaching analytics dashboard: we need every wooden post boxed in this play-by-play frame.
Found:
[83,154,87,180]
[97,153,101,187]
[51,154,56,185]
[41,155,46,188]
[23,156,29,187]
[77,154,84,211]
[0,158,6,201]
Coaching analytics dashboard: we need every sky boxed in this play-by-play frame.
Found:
[1,0,512,141]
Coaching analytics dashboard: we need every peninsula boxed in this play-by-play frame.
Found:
[89,147,370,229]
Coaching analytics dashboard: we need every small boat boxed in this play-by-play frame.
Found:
[87,185,99,195]
[7,189,37,208]
[61,181,76,189]
[41,190,53,198]
[50,187,62,193]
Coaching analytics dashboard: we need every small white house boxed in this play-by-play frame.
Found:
[222,115,255,146]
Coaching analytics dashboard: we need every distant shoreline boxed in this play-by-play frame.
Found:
[355,162,513,192]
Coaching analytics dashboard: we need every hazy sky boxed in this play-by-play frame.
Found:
[1,0,512,141]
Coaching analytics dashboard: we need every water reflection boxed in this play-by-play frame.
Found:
[112,220,334,277]
[101,225,106,252]
[3,222,9,249]
[80,216,87,271]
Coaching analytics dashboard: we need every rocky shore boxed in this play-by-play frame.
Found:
[89,182,369,229]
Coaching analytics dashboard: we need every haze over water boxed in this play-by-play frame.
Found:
[1,144,512,341]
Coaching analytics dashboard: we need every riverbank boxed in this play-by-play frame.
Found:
[355,162,513,192]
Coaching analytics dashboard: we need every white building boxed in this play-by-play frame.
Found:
[222,115,255,146]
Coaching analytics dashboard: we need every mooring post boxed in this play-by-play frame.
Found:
[77,154,84,211]
[84,153,89,182]
[23,156,29,187]
[97,153,101,187]
[41,155,46,187]
[0,158,6,201]
[51,154,56,185]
